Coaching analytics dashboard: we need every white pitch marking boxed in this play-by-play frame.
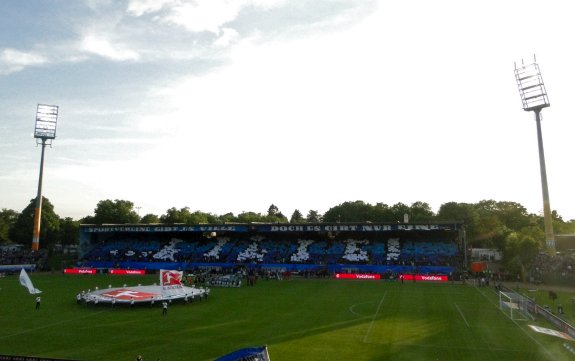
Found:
[363,292,387,343]
[454,302,470,327]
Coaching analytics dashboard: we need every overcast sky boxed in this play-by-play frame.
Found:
[1,0,574,222]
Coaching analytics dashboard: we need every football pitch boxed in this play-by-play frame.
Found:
[0,273,573,361]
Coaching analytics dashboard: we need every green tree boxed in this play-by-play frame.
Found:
[58,217,80,246]
[140,213,160,224]
[372,203,393,222]
[290,209,304,223]
[160,207,192,224]
[79,215,95,224]
[472,200,508,249]
[267,204,280,216]
[409,201,435,222]
[189,211,220,224]
[0,208,19,244]
[219,212,237,224]
[390,202,411,222]
[323,201,370,222]
[92,199,139,224]
[437,202,479,240]
[10,197,60,249]
[306,210,322,223]
[236,211,266,223]
[495,201,530,231]
[503,230,541,281]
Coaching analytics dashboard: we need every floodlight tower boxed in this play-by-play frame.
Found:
[514,58,554,251]
[32,104,59,251]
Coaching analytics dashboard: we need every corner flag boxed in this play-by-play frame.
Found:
[19,269,42,295]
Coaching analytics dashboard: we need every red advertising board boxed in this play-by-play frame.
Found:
[64,268,97,275]
[334,273,381,280]
[109,269,146,275]
[401,274,448,282]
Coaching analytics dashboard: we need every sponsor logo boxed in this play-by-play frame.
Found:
[401,274,448,282]
[64,268,96,274]
[109,269,146,275]
[161,270,183,286]
[334,273,381,280]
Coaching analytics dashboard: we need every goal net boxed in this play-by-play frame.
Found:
[499,291,534,321]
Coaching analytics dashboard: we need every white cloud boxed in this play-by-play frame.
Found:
[0,48,48,74]
[128,0,288,34]
[126,0,177,16]
[214,27,240,47]
[161,0,242,33]
[81,35,140,61]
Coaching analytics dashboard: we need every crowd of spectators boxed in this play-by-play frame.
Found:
[0,246,47,271]
[528,252,575,284]
[80,235,461,269]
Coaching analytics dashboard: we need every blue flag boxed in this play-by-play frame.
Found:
[214,346,270,361]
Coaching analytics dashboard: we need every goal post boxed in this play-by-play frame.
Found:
[499,291,533,321]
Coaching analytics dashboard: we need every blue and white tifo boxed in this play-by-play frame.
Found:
[79,269,209,305]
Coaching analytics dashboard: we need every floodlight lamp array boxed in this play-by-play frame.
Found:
[514,62,549,112]
[34,104,59,140]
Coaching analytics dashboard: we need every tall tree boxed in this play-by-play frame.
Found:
[10,197,60,249]
[372,203,393,222]
[503,230,541,281]
[437,202,479,240]
[409,201,435,222]
[58,217,80,246]
[306,210,322,223]
[0,208,19,244]
[267,204,280,216]
[390,202,411,223]
[92,199,140,224]
[290,209,304,223]
[495,201,531,231]
[472,200,507,248]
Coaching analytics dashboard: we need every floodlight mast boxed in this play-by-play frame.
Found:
[514,58,554,251]
[32,104,59,251]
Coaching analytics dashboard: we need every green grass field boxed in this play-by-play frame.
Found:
[1,273,573,361]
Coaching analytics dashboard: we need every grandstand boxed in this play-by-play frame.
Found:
[78,222,464,276]
[0,245,47,273]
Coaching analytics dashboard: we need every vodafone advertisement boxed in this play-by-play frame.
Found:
[401,274,448,282]
[64,268,146,275]
[334,273,449,282]
[64,268,97,275]
[109,269,146,275]
[334,273,381,280]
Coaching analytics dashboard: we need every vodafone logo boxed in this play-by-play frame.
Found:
[334,273,381,280]
[402,274,448,282]
[421,275,442,281]
[356,274,377,279]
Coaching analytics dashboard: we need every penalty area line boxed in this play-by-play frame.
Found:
[363,291,386,343]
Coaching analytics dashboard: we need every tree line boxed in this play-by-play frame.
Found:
[1,197,574,276]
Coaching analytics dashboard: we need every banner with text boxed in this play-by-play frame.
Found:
[401,274,448,282]
[334,273,381,280]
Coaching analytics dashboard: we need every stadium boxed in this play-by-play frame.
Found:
[2,221,575,360]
